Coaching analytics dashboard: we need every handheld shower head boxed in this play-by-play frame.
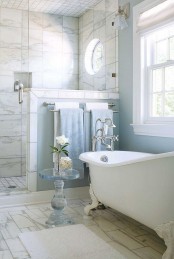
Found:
[105,118,116,128]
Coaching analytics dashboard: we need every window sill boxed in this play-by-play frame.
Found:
[131,124,174,138]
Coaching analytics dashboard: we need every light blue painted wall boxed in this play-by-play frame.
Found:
[37,98,119,191]
[119,0,174,153]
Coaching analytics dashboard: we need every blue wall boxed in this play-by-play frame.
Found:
[119,0,174,153]
[37,98,119,191]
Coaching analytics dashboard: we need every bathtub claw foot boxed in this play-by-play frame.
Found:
[155,221,174,259]
[84,184,99,216]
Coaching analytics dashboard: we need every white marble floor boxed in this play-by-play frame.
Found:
[0,176,26,194]
[0,198,166,259]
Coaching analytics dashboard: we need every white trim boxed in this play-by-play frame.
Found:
[24,88,119,100]
[0,187,90,208]
[131,124,174,137]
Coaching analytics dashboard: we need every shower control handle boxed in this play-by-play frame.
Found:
[14,80,24,104]
[19,84,23,104]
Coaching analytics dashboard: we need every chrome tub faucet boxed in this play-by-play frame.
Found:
[92,118,119,151]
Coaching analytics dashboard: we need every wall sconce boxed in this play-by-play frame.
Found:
[112,3,130,30]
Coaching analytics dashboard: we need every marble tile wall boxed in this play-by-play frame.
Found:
[79,0,119,92]
[0,3,119,180]
[27,11,79,89]
[0,7,79,178]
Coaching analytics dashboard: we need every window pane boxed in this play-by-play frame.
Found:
[151,94,162,116]
[164,93,174,116]
[169,37,174,60]
[165,66,174,90]
[92,42,104,73]
[152,68,162,92]
[156,39,168,64]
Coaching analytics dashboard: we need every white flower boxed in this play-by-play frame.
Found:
[56,135,69,145]
[60,157,72,169]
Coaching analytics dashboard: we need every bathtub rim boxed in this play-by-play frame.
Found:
[79,150,174,167]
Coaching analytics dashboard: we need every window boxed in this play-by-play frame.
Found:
[144,24,174,119]
[85,39,104,75]
[92,41,104,74]
[132,0,174,137]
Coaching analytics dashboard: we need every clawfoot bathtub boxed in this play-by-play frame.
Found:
[79,151,174,259]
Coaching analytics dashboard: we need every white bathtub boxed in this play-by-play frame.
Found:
[79,151,174,259]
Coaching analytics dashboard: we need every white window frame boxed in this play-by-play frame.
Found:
[132,0,174,138]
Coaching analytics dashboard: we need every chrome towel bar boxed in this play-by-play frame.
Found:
[43,101,119,113]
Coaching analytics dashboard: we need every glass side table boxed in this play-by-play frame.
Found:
[39,168,79,227]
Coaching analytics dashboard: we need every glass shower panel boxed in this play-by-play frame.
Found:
[0,2,29,191]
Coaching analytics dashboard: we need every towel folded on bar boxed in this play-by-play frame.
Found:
[85,102,108,111]
[53,102,79,162]
[54,107,84,178]
[54,102,79,110]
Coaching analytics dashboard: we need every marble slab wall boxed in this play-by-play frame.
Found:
[0,3,119,179]
[27,12,79,89]
[79,0,119,92]
[0,7,78,178]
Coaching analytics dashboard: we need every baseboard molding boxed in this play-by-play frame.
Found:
[0,186,90,208]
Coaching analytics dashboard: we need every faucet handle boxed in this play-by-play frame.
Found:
[113,135,119,141]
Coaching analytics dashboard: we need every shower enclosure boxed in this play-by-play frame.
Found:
[0,0,119,194]
[0,2,29,192]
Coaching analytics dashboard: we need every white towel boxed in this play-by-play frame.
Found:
[85,102,108,111]
[55,102,79,110]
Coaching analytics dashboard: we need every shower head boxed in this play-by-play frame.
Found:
[105,118,116,128]
[109,122,116,128]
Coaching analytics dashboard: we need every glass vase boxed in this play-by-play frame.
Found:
[54,153,62,175]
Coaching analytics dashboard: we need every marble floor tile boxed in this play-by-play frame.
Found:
[1,221,21,239]
[93,216,119,232]
[11,214,35,229]
[0,236,8,250]
[62,206,79,215]
[88,225,113,242]
[0,176,26,192]
[109,241,142,259]
[20,226,40,233]
[0,199,166,259]
[67,199,83,207]
[107,229,144,250]
[24,208,47,220]
[73,215,96,227]
[26,203,51,210]
[80,198,91,206]
[0,250,13,259]
[134,246,163,259]
[93,209,119,222]
[5,238,29,259]
[112,215,138,230]
[72,205,87,216]
[121,225,149,237]
[135,233,166,254]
